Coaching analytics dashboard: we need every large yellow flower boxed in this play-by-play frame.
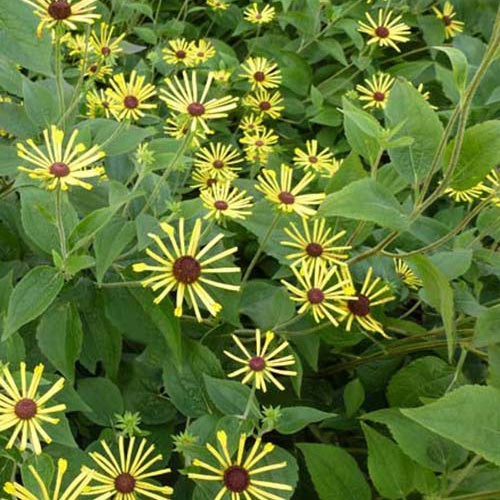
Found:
[358,9,411,52]
[85,436,173,500]
[17,125,105,191]
[162,38,196,66]
[201,184,254,223]
[293,140,342,177]
[239,57,282,90]
[255,164,325,218]
[5,458,94,500]
[188,431,293,499]
[432,1,464,39]
[0,363,66,455]
[194,142,243,182]
[133,218,240,321]
[356,73,395,109]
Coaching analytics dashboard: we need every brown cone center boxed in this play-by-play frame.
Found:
[48,0,72,20]
[308,155,318,164]
[213,159,224,169]
[307,287,324,304]
[373,91,385,102]
[176,50,186,59]
[255,140,264,147]
[253,71,266,82]
[124,95,139,109]
[224,465,250,492]
[14,398,37,420]
[214,200,228,210]
[278,191,295,205]
[101,46,111,56]
[114,473,136,494]
[442,15,452,26]
[248,356,266,371]
[347,294,371,317]
[188,102,205,116]
[375,26,390,38]
[259,101,271,111]
[306,242,323,257]
[173,256,201,284]
[49,162,70,177]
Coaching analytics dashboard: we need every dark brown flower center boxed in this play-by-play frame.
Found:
[173,256,201,284]
[307,287,325,304]
[101,46,111,56]
[206,178,217,187]
[124,95,139,109]
[187,102,205,116]
[197,51,205,57]
[278,191,295,204]
[373,91,385,102]
[102,101,110,109]
[259,101,271,111]
[213,159,224,169]
[306,242,323,257]
[347,294,371,317]
[253,71,266,82]
[48,0,72,20]
[176,50,186,59]
[49,162,70,177]
[248,356,266,371]
[442,15,452,26]
[114,473,136,493]
[255,13,262,20]
[14,398,37,420]
[308,155,318,164]
[89,65,98,73]
[214,200,228,210]
[224,465,250,492]
[255,140,264,147]
[375,25,390,38]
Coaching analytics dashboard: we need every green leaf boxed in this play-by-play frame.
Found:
[0,59,24,96]
[385,80,444,184]
[77,377,124,426]
[318,39,347,66]
[4,266,64,339]
[326,151,367,194]
[343,378,365,417]
[430,249,472,280]
[0,101,38,138]
[402,385,500,466]
[297,443,371,500]
[473,305,500,348]
[434,46,469,93]
[276,407,335,434]
[22,79,59,129]
[319,178,409,231]
[36,303,82,384]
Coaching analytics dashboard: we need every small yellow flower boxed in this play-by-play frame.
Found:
[162,38,196,66]
[133,218,240,321]
[358,9,411,52]
[356,73,395,109]
[481,169,500,207]
[415,83,438,110]
[239,114,265,134]
[192,39,216,65]
[86,88,119,118]
[293,140,342,177]
[17,125,105,191]
[85,436,173,499]
[432,1,464,39]
[239,57,282,90]
[194,142,243,182]
[210,69,232,83]
[80,58,113,81]
[443,182,485,203]
[164,115,207,147]
[394,259,423,290]
[201,183,254,223]
[243,88,284,120]
[207,0,230,9]
[0,363,66,455]
[244,3,276,24]
[191,168,229,191]
[5,458,94,500]
[239,126,278,162]
[61,31,92,57]
[90,22,125,62]
[224,330,296,392]
[255,164,325,218]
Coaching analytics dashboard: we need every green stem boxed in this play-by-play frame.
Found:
[55,189,68,258]
[242,383,257,421]
[54,26,66,126]
[100,120,127,151]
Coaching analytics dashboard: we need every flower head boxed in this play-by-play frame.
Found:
[201,184,254,223]
[243,89,284,120]
[90,22,125,62]
[244,3,276,24]
[394,259,423,290]
[17,125,105,190]
[239,57,282,90]
[191,168,229,191]
[86,88,119,118]
[239,114,265,134]
[207,0,230,10]
[86,436,173,500]
[358,9,411,52]
[194,142,243,182]
[133,218,240,321]
[293,140,342,177]
[0,363,66,454]
[162,38,196,66]
[255,164,325,218]
[62,31,92,57]
[211,69,232,83]
[192,39,216,65]
[432,1,464,39]
[80,58,113,81]
[356,73,395,109]
[443,182,485,203]
[415,83,438,110]
[106,71,157,121]
[239,126,279,162]
[164,115,206,147]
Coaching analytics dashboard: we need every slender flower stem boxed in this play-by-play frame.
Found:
[241,383,257,421]
[242,212,281,283]
[54,26,66,127]
[55,189,68,259]
[99,120,127,151]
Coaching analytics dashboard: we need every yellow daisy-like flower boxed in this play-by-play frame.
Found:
[239,57,282,90]
[85,436,173,500]
[80,58,113,82]
[164,115,206,148]
[201,183,254,223]
[244,3,276,24]
[5,458,94,500]
[191,168,229,191]
[224,330,296,392]
[0,363,66,455]
[443,182,485,203]
[243,89,284,120]
[239,114,265,134]
[356,73,395,109]
[17,125,105,191]
[106,71,157,121]
[90,22,125,62]
[210,69,232,83]
[192,39,217,65]
[207,0,229,10]
[189,431,293,499]
[293,140,342,177]
[415,83,438,110]
[255,164,325,218]
[22,0,100,38]
[86,88,119,119]
[239,126,278,162]
[394,258,423,290]
[194,142,243,182]
[432,1,464,39]
[282,218,351,273]
[281,264,352,326]
[133,218,240,321]
[482,169,500,207]
[162,38,196,66]
[338,266,395,337]
[61,31,93,57]
[160,71,238,133]
[358,9,411,52]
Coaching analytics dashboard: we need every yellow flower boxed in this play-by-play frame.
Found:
[17,125,105,191]
[160,71,238,133]
[338,266,395,337]
[201,183,254,223]
[239,57,281,90]
[106,71,157,121]
[255,164,325,218]
[358,9,411,52]
[243,89,284,120]
[239,126,278,162]
[0,363,65,455]
[85,436,173,500]
[189,431,293,498]
[224,330,296,392]
[192,39,216,65]
[61,31,92,57]
[90,22,125,62]
[356,73,395,109]
[210,69,232,83]
[80,58,113,82]
[164,115,206,147]
[394,259,423,290]
[133,218,240,321]
[432,1,464,39]
[194,142,243,182]
[293,140,342,177]
[443,182,485,203]
[239,114,265,134]
[4,458,94,500]
[281,264,352,326]
[86,88,119,118]
[191,168,229,191]
[207,0,230,10]
[282,217,351,273]
[22,0,100,38]
[481,169,500,207]
[162,38,196,66]
[415,83,438,110]
[244,3,276,24]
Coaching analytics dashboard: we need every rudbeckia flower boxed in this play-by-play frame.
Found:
[239,57,282,90]
[394,259,423,290]
[432,1,464,39]
[356,73,395,109]
[358,9,411,52]
[243,3,276,24]
[194,142,243,182]
[201,184,254,223]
